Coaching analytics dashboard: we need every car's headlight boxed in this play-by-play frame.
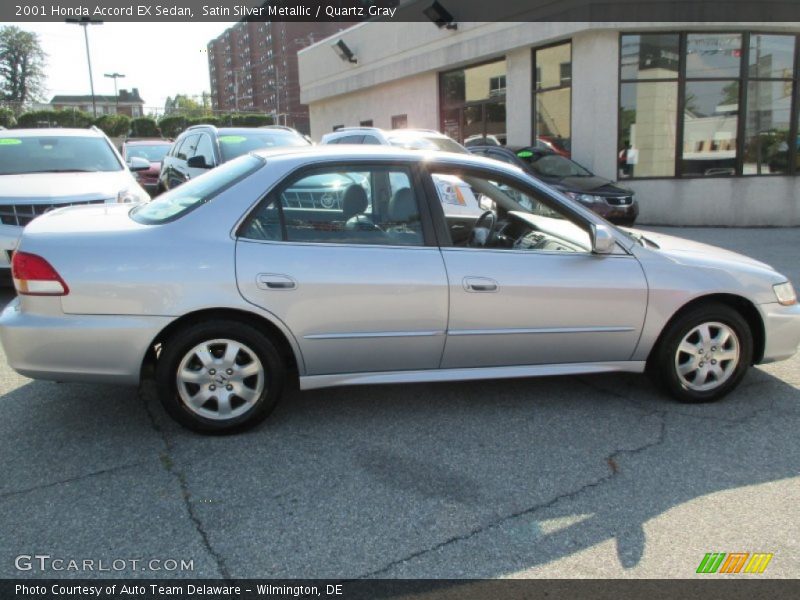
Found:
[117,187,146,204]
[565,192,602,204]
[773,281,797,306]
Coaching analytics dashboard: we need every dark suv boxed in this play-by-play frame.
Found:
[158,125,310,193]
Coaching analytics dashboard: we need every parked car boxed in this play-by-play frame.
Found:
[469,145,639,225]
[121,138,172,196]
[320,127,469,153]
[158,124,310,192]
[0,127,150,281]
[2,146,798,434]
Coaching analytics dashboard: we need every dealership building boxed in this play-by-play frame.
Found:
[298,21,800,225]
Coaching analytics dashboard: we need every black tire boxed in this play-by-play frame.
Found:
[650,302,753,403]
[155,320,285,434]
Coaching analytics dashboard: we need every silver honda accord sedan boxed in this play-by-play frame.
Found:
[2,146,799,433]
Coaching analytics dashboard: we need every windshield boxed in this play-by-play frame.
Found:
[218,131,310,162]
[517,151,592,178]
[131,155,263,224]
[0,135,122,175]
[125,143,170,162]
[388,135,467,154]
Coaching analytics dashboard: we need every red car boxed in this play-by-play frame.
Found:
[121,139,172,196]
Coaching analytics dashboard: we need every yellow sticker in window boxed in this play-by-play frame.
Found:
[218,135,247,144]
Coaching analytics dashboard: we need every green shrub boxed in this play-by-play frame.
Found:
[129,117,160,138]
[93,114,130,137]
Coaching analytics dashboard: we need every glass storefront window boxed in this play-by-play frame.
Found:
[536,43,572,90]
[743,80,793,174]
[686,33,743,78]
[620,34,680,80]
[534,42,572,156]
[440,59,507,144]
[749,34,795,79]
[681,81,739,176]
[535,88,571,152]
[619,82,678,178]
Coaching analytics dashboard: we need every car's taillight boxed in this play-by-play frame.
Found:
[11,251,70,296]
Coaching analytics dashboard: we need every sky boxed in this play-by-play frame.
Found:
[14,22,233,113]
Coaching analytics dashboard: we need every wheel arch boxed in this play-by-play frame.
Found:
[140,307,302,381]
[647,293,765,368]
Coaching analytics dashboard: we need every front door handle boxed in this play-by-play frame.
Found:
[256,274,297,291]
[463,277,498,292]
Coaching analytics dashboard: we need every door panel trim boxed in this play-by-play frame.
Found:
[300,361,646,390]
[304,330,445,340]
[448,326,636,336]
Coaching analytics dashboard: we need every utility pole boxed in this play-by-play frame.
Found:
[104,72,125,113]
[66,17,103,118]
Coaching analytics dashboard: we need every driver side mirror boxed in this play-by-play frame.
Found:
[187,155,213,169]
[127,157,150,171]
[591,223,617,254]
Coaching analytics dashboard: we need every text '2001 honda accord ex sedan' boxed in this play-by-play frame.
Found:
[1,146,799,433]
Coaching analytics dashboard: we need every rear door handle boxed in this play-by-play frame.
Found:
[256,274,297,291]
[463,277,498,292]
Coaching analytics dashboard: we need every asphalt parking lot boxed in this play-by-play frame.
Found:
[0,226,798,580]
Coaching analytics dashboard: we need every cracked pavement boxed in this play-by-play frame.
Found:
[0,227,799,579]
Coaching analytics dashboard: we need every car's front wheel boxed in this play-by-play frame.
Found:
[651,303,753,403]
[155,320,285,433]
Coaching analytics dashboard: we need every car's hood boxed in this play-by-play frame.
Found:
[631,228,775,273]
[0,171,131,203]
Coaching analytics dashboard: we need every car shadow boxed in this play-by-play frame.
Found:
[0,363,798,579]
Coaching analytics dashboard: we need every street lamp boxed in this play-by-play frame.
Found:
[66,17,103,118]
[104,72,125,113]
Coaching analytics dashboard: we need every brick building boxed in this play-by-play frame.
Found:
[207,22,345,133]
[50,88,145,117]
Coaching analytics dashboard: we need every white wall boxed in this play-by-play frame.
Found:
[630,177,800,226]
[308,72,439,140]
[571,30,619,180]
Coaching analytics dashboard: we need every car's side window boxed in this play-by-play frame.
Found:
[428,169,592,253]
[175,134,200,161]
[192,134,215,167]
[240,166,425,247]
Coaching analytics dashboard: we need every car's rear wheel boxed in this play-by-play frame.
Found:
[155,320,284,433]
[651,303,753,403]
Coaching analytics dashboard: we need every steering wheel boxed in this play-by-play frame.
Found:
[468,210,497,247]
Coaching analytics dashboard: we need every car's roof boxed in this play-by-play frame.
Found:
[124,138,171,145]
[251,144,525,172]
[0,128,106,138]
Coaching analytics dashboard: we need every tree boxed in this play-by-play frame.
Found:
[164,94,210,118]
[0,26,47,111]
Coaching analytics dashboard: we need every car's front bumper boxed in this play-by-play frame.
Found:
[0,297,171,385]
[759,301,800,363]
[0,223,22,268]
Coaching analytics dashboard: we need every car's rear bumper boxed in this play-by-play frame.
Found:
[759,301,800,363]
[0,298,170,385]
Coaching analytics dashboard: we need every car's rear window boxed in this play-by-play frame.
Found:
[0,135,122,175]
[125,143,170,162]
[130,155,263,224]
[218,131,310,162]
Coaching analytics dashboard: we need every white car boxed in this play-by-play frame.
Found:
[0,127,150,277]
